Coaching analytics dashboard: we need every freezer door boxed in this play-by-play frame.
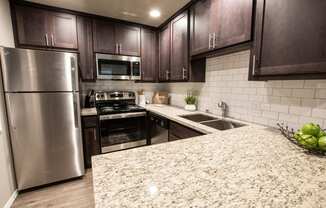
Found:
[6,92,84,190]
[0,47,78,92]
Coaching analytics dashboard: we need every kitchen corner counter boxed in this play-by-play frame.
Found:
[92,105,326,208]
[144,104,253,134]
[81,108,97,116]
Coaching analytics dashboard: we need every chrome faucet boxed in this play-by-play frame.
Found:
[218,101,227,118]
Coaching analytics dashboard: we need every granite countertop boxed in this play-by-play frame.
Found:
[144,104,253,134]
[81,107,97,116]
[92,105,326,208]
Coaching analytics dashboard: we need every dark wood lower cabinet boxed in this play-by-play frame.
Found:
[82,116,100,168]
[169,121,204,140]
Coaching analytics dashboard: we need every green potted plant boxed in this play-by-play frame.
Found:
[184,94,197,111]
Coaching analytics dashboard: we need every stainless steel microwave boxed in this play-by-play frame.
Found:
[96,53,141,80]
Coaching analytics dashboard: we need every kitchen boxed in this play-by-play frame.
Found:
[1,0,326,207]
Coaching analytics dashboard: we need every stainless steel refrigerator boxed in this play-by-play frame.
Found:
[0,47,85,190]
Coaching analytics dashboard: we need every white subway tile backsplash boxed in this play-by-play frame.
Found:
[279,113,300,123]
[81,50,326,130]
[272,88,292,97]
[316,89,326,99]
[311,109,326,119]
[289,106,312,116]
[270,104,289,113]
[292,89,315,98]
[282,80,304,88]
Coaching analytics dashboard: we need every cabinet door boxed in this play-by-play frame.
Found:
[50,12,77,49]
[15,5,48,47]
[251,0,326,78]
[93,19,116,54]
[169,121,203,140]
[213,0,253,49]
[116,24,141,56]
[77,16,95,81]
[190,0,211,56]
[170,11,189,81]
[159,24,171,81]
[141,28,157,81]
[83,128,100,168]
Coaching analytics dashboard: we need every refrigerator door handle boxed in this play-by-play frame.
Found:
[73,93,79,128]
[70,56,77,91]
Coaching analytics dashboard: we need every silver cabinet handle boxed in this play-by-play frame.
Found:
[252,55,257,76]
[45,34,49,46]
[165,71,170,80]
[93,129,97,141]
[208,33,212,49]
[182,68,187,80]
[119,43,122,54]
[51,34,54,47]
[212,33,216,49]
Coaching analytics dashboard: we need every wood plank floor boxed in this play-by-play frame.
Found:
[12,169,94,208]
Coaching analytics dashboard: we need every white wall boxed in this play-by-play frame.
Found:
[0,0,16,207]
[168,50,326,130]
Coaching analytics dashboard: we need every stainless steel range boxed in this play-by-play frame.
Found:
[95,91,147,153]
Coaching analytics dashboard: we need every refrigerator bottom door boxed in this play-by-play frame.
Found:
[6,92,84,190]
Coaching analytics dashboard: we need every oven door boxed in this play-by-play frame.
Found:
[96,54,131,80]
[99,112,147,153]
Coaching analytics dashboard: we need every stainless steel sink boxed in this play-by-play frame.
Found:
[180,114,217,122]
[179,113,246,130]
[201,120,245,130]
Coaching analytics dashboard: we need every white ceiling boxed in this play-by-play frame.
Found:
[25,0,191,27]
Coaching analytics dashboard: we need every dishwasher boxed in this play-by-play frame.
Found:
[149,113,169,145]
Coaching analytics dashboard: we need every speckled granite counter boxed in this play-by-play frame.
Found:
[92,105,326,208]
[81,108,97,116]
[144,104,253,134]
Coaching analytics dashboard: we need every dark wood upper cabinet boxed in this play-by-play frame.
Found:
[141,28,157,82]
[92,19,116,54]
[50,12,77,49]
[77,16,95,81]
[190,0,253,56]
[250,0,326,80]
[116,24,140,56]
[93,19,140,56]
[190,0,211,56]
[212,0,253,49]
[15,5,49,47]
[170,11,189,81]
[159,24,171,81]
[14,5,77,50]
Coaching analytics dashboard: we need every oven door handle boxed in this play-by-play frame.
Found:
[100,112,146,120]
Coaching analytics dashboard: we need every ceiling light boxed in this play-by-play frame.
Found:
[149,9,161,18]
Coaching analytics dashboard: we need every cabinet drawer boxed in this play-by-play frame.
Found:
[82,116,98,128]
[169,121,203,140]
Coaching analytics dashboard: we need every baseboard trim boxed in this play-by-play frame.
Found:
[4,190,18,208]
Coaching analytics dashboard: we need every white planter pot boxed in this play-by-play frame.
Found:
[184,104,196,111]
